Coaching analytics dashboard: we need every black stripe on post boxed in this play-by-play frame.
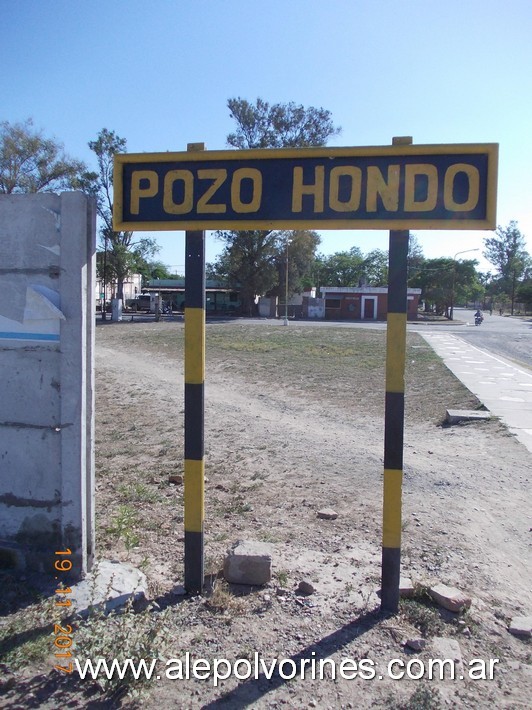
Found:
[185,383,204,460]
[381,547,402,609]
[381,225,410,615]
[384,391,405,471]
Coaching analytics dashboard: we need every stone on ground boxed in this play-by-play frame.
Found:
[446,409,490,424]
[317,508,338,520]
[429,583,472,612]
[223,540,273,585]
[508,616,532,638]
[70,560,147,616]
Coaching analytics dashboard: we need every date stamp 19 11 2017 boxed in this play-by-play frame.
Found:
[53,548,74,674]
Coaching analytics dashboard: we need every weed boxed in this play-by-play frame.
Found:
[399,684,443,709]
[259,531,281,544]
[203,580,246,616]
[105,505,140,550]
[275,570,289,587]
[400,596,446,637]
[250,471,267,481]
[117,482,162,504]
[224,494,253,515]
[75,599,166,697]
[204,554,223,576]
[0,593,58,668]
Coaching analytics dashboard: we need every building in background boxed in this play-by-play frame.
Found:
[95,273,142,309]
[318,286,421,320]
[142,279,241,314]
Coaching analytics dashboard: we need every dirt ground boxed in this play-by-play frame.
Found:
[1,319,531,709]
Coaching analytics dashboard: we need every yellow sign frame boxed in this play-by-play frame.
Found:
[113,143,498,232]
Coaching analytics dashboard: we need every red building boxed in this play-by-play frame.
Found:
[319,286,421,321]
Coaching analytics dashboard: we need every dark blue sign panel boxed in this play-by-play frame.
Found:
[114,144,497,231]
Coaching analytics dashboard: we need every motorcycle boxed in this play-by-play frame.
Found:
[474,313,483,326]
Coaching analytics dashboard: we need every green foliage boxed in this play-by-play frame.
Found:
[517,280,532,307]
[363,248,389,285]
[315,246,365,286]
[106,504,140,550]
[484,221,530,313]
[136,259,178,284]
[398,685,443,710]
[227,97,341,149]
[211,229,278,315]
[85,128,159,299]
[314,246,389,287]
[0,118,86,194]
[400,596,446,636]
[212,97,339,309]
[484,221,529,282]
[75,600,165,696]
[409,257,481,316]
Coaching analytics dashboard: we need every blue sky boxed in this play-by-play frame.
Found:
[2,0,531,273]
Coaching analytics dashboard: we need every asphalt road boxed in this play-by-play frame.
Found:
[427,308,532,371]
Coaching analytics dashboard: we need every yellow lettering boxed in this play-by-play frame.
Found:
[197,169,227,213]
[163,170,194,214]
[366,165,399,212]
[130,170,158,214]
[329,166,362,212]
[444,164,480,211]
[404,164,438,211]
[231,168,262,213]
[292,166,325,213]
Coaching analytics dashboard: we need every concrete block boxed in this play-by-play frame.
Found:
[0,193,96,579]
[70,560,147,616]
[224,540,273,586]
[446,409,491,424]
[429,583,472,612]
[508,616,532,638]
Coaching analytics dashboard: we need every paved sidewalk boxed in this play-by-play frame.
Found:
[420,332,532,455]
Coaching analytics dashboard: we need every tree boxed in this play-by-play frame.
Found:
[315,247,366,286]
[484,221,530,314]
[409,257,481,317]
[517,280,532,311]
[210,230,278,315]
[215,98,340,313]
[227,98,341,149]
[407,234,425,280]
[83,129,159,301]
[272,230,321,299]
[363,249,388,286]
[136,259,179,285]
[0,118,86,194]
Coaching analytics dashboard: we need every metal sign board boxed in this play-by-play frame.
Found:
[113,144,498,231]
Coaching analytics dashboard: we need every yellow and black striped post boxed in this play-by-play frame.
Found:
[184,145,206,594]
[381,227,409,613]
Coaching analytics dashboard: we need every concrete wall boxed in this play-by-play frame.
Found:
[0,193,95,579]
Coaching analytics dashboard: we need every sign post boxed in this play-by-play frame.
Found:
[380,139,412,612]
[183,144,206,593]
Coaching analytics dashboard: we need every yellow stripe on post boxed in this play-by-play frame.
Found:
[184,459,205,533]
[385,312,407,393]
[382,468,403,548]
[184,307,205,384]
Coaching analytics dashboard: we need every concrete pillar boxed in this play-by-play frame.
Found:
[0,192,95,579]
